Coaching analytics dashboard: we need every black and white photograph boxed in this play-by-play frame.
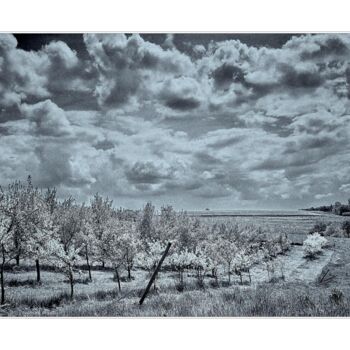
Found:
[1,30,350,318]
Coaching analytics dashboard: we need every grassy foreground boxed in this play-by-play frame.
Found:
[2,263,350,317]
[3,280,350,317]
[2,232,350,317]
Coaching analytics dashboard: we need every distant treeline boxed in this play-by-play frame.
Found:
[304,199,350,216]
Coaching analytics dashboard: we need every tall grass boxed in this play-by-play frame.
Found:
[5,282,350,317]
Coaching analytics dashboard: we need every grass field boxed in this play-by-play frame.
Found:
[195,210,347,235]
[1,211,349,317]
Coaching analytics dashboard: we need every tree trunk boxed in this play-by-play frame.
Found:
[0,265,4,305]
[35,259,41,283]
[127,265,131,280]
[115,268,121,292]
[228,262,231,285]
[85,247,92,281]
[1,245,5,305]
[153,274,157,290]
[179,269,184,285]
[69,269,74,300]
[239,272,243,285]
[102,261,105,269]
[15,254,20,266]
[126,249,132,280]
[248,269,251,284]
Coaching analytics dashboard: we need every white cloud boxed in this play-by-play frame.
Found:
[1,33,350,209]
[315,193,333,200]
[21,100,72,137]
[340,184,350,194]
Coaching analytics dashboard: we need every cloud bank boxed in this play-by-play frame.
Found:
[1,33,350,209]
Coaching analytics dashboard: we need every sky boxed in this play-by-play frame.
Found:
[1,33,350,210]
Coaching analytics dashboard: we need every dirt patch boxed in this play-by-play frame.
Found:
[319,238,350,290]
[250,245,334,284]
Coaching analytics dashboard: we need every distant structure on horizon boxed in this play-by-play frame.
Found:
[305,199,350,216]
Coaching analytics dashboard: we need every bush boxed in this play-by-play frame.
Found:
[303,233,328,259]
[209,279,220,288]
[320,222,346,238]
[176,283,185,292]
[324,224,338,237]
[277,233,291,254]
[309,222,327,235]
[329,288,343,305]
[342,221,350,238]
[6,279,39,287]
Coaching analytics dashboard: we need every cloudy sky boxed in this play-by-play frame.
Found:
[1,33,350,210]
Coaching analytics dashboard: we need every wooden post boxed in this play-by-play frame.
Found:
[139,242,171,305]
[35,258,41,283]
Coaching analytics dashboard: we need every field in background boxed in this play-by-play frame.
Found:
[192,210,347,236]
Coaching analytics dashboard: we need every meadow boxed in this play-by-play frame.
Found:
[194,210,346,235]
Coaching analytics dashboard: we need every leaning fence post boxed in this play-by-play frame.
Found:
[139,242,172,305]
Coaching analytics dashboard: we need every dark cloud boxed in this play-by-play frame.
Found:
[280,64,323,88]
[300,37,349,60]
[93,139,115,151]
[0,104,23,123]
[194,152,222,165]
[165,97,200,111]
[284,164,318,180]
[126,161,172,184]
[207,135,244,149]
[212,64,245,89]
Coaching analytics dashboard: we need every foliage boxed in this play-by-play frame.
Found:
[0,176,306,304]
[303,233,328,259]
[136,240,166,271]
[309,221,327,235]
[232,250,254,284]
[342,220,350,238]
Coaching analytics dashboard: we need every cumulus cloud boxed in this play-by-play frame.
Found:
[126,161,174,184]
[20,99,72,137]
[0,35,48,109]
[0,35,96,115]
[1,33,350,209]
[83,33,194,111]
[157,77,202,112]
[315,193,333,200]
[340,184,350,194]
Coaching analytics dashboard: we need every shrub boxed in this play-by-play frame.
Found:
[6,279,39,287]
[209,279,220,288]
[329,288,343,305]
[324,224,338,237]
[309,222,327,235]
[264,241,279,258]
[319,222,347,238]
[276,233,291,254]
[342,221,350,238]
[303,233,328,259]
[175,283,185,292]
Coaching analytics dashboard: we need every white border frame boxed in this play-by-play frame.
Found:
[2,0,350,349]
